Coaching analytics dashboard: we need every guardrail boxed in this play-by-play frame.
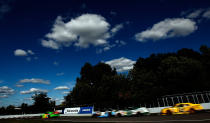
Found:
[0,113,42,119]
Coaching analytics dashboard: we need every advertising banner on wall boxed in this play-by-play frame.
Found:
[64,107,80,114]
[79,107,93,114]
[64,107,93,114]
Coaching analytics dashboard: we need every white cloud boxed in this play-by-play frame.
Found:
[16,84,24,87]
[41,39,60,50]
[63,91,70,94]
[19,78,50,84]
[14,49,35,61]
[42,14,112,49]
[0,86,14,98]
[66,82,75,90]
[56,72,64,76]
[111,24,123,35]
[183,8,210,20]
[203,9,210,19]
[14,49,28,56]
[97,40,127,53]
[0,95,8,98]
[27,50,34,55]
[187,9,204,19]
[135,18,197,42]
[52,98,65,104]
[105,57,136,72]
[54,86,69,90]
[20,88,48,94]
[24,97,33,101]
[115,40,126,46]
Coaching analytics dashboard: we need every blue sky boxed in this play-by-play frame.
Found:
[0,0,210,107]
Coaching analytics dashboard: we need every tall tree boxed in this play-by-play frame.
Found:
[32,93,51,113]
[20,103,28,114]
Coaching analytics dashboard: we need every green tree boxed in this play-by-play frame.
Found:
[66,62,117,108]
[32,93,51,113]
[158,56,204,94]
[64,45,210,109]
[0,107,6,115]
[20,103,28,114]
[6,105,15,114]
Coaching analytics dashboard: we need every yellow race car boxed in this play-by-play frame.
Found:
[161,103,203,115]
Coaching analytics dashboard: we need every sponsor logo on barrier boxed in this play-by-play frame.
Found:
[79,107,93,114]
[64,107,80,114]
[64,107,93,114]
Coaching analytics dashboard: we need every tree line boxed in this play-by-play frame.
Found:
[0,93,57,115]
[0,45,210,114]
[64,45,210,109]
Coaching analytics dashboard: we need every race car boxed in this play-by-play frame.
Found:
[131,107,150,116]
[92,110,116,118]
[115,107,150,117]
[115,109,133,117]
[41,111,60,118]
[161,103,203,115]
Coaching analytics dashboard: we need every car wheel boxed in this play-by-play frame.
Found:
[108,112,112,117]
[189,108,195,114]
[92,114,97,118]
[117,113,122,117]
[136,112,141,116]
[166,110,172,115]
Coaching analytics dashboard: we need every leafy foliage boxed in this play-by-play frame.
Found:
[32,93,52,113]
[64,45,210,109]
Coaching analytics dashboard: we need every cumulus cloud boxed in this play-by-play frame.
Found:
[0,86,14,98]
[41,40,60,50]
[111,24,123,36]
[19,78,50,84]
[187,9,204,19]
[42,14,112,49]
[20,88,48,94]
[97,40,126,53]
[14,49,28,56]
[135,18,197,42]
[54,86,69,90]
[105,57,136,72]
[14,49,35,61]
[184,8,210,20]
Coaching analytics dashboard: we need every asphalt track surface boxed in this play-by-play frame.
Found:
[1,113,210,123]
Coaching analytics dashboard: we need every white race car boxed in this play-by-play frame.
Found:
[115,107,150,117]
